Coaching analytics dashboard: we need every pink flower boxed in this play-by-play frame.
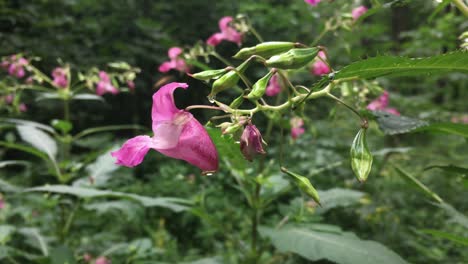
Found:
[158,47,189,73]
[265,73,282,97]
[94,256,110,264]
[26,76,34,84]
[304,0,321,6]
[352,6,368,21]
[240,123,266,161]
[7,57,28,78]
[111,82,219,173]
[4,94,14,104]
[127,80,135,90]
[19,103,27,112]
[311,51,330,76]
[206,16,242,46]
[52,67,68,88]
[366,91,400,116]
[96,71,119,95]
[83,254,93,262]
[290,117,305,140]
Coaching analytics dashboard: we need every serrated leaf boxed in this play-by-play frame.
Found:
[0,225,15,244]
[372,111,428,135]
[259,225,408,264]
[26,185,191,212]
[315,188,366,214]
[335,51,468,80]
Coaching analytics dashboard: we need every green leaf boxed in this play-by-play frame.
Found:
[424,164,468,175]
[372,111,428,135]
[315,188,366,214]
[2,118,55,133]
[49,246,75,264]
[84,200,140,220]
[335,51,468,80]
[259,225,408,264]
[0,225,15,244]
[206,126,246,171]
[394,166,443,203]
[420,229,468,246]
[73,146,120,187]
[17,125,57,159]
[414,122,468,138]
[180,257,223,264]
[26,185,191,212]
[17,228,49,256]
[436,203,468,229]
[51,119,73,134]
[71,94,105,101]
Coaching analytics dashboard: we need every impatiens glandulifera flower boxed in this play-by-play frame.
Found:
[158,47,189,73]
[96,71,119,95]
[366,90,400,116]
[352,6,368,21]
[207,16,242,46]
[94,256,110,264]
[290,117,305,140]
[265,73,282,97]
[127,80,135,90]
[52,67,68,88]
[304,0,321,6]
[240,123,266,162]
[311,51,331,76]
[19,103,27,112]
[4,55,28,78]
[111,82,219,173]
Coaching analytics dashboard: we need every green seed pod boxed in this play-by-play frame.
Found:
[209,59,251,97]
[229,94,245,109]
[350,128,373,182]
[190,68,228,81]
[265,47,319,69]
[233,42,297,60]
[281,167,321,205]
[245,69,275,101]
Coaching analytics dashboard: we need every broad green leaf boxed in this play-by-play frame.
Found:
[0,225,15,244]
[414,122,468,138]
[372,111,428,135]
[35,92,61,102]
[84,200,140,220]
[259,225,408,264]
[2,118,55,133]
[335,51,468,80]
[51,119,73,134]
[420,229,468,246]
[17,125,57,159]
[424,164,468,175]
[436,203,468,229]
[394,166,443,203]
[315,188,366,214]
[206,126,246,171]
[73,146,120,187]
[26,185,191,212]
[0,160,30,169]
[17,228,49,256]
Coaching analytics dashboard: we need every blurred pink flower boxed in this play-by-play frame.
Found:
[304,0,321,6]
[240,123,266,161]
[83,253,93,262]
[7,57,28,78]
[26,76,34,84]
[158,47,189,73]
[352,6,368,21]
[52,67,68,88]
[5,94,14,104]
[111,82,219,173]
[96,71,119,95]
[311,51,330,76]
[290,117,305,140]
[94,256,110,264]
[265,73,282,96]
[367,91,400,115]
[207,16,242,46]
[127,80,135,90]
[19,103,27,112]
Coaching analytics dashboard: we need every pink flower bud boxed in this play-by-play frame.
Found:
[94,256,110,264]
[304,0,321,6]
[352,6,368,21]
[240,123,266,162]
[52,67,68,88]
[19,103,27,112]
[311,61,331,76]
[290,117,305,140]
[96,71,119,95]
[265,73,282,97]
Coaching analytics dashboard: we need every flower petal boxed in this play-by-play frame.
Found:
[151,82,188,129]
[168,47,183,59]
[111,135,153,167]
[218,16,233,31]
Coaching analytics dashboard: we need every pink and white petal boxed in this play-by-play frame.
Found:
[206,33,224,46]
[98,71,110,83]
[111,135,154,167]
[168,47,183,59]
[151,82,189,129]
[218,16,233,31]
[384,108,400,116]
[158,61,173,73]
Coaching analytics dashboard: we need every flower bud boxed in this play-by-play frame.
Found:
[350,128,373,182]
[190,68,228,81]
[209,59,252,97]
[229,94,245,109]
[245,69,275,101]
[281,167,320,205]
[233,41,297,60]
[240,123,266,161]
[265,47,319,69]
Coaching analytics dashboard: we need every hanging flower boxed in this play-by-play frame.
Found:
[240,123,266,161]
[111,82,219,173]
[290,117,305,140]
[265,73,282,97]
[366,90,400,116]
[158,47,189,73]
[352,6,368,21]
[52,67,68,88]
[206,16,242,46]
[304,0,321,6]
[311,51,330,76]
[96,71,119,95]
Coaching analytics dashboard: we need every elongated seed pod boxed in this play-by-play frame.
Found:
[245,69,275,101]
[265,47,319,69]
[233,42,297,60]
[209,59,251,97]
[350,128,373,182]
[281,167,321,205]
[190,68,228,81]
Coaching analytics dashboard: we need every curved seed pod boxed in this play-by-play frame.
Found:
[229,94,245,109]
[265,47,319,69]
[209,59,252,97]
[245,69,275,101]
[281,167,321,205]
[350,128,373,182]
[233,42,297,60]
[190,68,228,81]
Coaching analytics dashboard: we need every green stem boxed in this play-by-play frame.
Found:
[326,93,363,120]
[211,51,233,67]
[63,99,70,122]
[312,28,329,46]
[453,0,468,17]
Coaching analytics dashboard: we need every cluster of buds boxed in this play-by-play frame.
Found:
[1,54,29,79]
